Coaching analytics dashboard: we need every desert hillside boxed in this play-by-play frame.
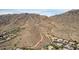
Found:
[0,10,79,50]
[49,10,79,42]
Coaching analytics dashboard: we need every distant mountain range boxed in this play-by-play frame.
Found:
[0,9,69,16]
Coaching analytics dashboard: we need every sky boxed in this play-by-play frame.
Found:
[0,9,70,16]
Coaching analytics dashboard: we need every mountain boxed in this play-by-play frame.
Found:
[0,10,79,50]
[49,10,79,42]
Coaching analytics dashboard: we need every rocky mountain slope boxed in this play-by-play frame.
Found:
[0,10,79,50]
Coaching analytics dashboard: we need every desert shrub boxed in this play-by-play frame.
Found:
[20,47,34,50]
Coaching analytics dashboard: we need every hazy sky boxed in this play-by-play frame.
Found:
[0,9,70,16]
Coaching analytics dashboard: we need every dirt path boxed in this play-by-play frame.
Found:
[32,33,44,48]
